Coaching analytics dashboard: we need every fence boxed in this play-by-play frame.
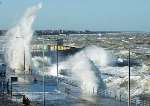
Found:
[97,89,150,106]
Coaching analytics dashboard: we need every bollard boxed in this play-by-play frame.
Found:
[115,95,117,100]
[7,79,9,94]
[10,79,13,97]
[120,94,122,101]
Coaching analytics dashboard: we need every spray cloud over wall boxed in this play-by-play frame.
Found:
[37,45,109,95]
[5,3,42,73]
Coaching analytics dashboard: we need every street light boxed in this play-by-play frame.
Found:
[36,37,45,106]
[56,35,59,90]
[42,37,45,106]
[122,39,131,106]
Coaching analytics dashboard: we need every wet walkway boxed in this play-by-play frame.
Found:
[15,92,129,106]
[11,77,133,106]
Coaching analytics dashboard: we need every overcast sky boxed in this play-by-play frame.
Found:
[0,0,150,31]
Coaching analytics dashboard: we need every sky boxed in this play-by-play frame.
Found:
[0,0,150,31]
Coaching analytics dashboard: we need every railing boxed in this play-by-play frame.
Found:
[97,89,150,106]
[59,78,150,106]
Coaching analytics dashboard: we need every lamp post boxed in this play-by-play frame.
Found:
[56,35,59,90]
[42,37,45,106]
[128,48,131,106]
[122,39,131,106]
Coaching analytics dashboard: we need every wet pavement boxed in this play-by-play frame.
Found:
[11,77,131,106]
[32,93,129,106]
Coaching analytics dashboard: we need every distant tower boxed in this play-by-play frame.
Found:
[60,29,63,34]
